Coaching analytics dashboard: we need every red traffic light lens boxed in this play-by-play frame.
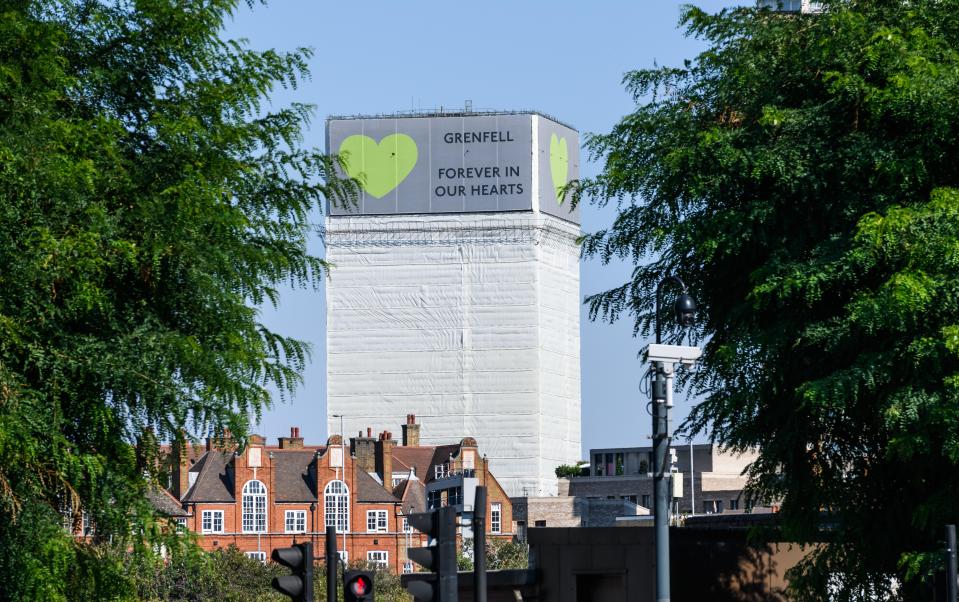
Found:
[349,576,370,596]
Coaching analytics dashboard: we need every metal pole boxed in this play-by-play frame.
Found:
[326,525,337,602]
[474,487,487,602]
[339,414,346,559]
[948,524,957,602]
[689,440,695,516]
[652,362,670,602]
[652,274,686,602]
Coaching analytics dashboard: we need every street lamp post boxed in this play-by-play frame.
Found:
[331,413,347,561]
[651,275,698,602]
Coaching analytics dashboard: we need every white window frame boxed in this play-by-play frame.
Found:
[285,510,307,534]
[241,480,267,533]
[402,517,412,533]
[367,550,388,567]
[201,510,224,534]
[366,510,388,533]
[491,503,502,534]
[403,561,414,574]
[324,480,350,534]
[81,511,93,536]
[246,551,267,563]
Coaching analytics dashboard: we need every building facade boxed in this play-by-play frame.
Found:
[166,417,513,573]
[576,444,763,516]
[509,444,767,536]
[325,111,583,497]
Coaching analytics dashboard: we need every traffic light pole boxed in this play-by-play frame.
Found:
[652,362,670,602]
[437,506,457,601]
[326,525,337,602]
[473,486,487,602]
[948,524,957,602]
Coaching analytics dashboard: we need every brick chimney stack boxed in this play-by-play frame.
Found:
[351,429,376,473]
[402,414,420,447]
[171,437,191,500]
[279,426,304,449]
[375,431,397,491]
[206,428,233,451]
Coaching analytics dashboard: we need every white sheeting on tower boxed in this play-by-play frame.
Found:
[325,213,581,496]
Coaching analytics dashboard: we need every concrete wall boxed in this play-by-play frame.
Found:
[512,496,648,530]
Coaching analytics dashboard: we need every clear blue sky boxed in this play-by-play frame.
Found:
[226,0,740,457]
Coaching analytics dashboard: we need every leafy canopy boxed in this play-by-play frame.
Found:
[0,0,353,599]
[575,1,959,598]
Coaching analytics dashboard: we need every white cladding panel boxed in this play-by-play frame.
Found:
[326,213,581,495]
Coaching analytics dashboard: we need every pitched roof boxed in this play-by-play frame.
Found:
[398,479,427,514]
[392,446,438,482]
[182,452,235,502]
[273,451,317,502]
[426,445,461,483]
[148,486,189,517]
[355,469,400,503]
[392,479,410,500]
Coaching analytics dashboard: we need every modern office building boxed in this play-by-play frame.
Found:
[757,0,821,12]
[324,111,582,496]
[573,444,763,515]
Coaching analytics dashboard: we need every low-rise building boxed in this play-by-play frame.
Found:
[576,444,762,516]
[165,415,512,573]
[511,496,648,537]
[512,444,767,536]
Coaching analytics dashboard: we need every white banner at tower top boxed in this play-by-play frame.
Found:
[326,112,579,224]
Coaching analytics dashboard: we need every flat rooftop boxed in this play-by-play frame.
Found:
[327,109,577,132]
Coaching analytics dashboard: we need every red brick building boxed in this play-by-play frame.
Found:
[167,415,513,573]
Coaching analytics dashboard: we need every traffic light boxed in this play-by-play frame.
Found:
[404,505,457,601]
[343,570,374,602]
[271,541,314,602]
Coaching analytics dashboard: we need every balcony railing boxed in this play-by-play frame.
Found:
[433,464,476,479]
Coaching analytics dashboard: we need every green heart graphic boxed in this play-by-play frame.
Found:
[339,134,418,199]
[549,133,569,203]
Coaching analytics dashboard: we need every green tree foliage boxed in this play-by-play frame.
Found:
[458,538,529,571]
[0,1,353,598]
[132,546,287,602]
[574,1,959,598]
[131,549,410,602]
[554,462,588,478]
